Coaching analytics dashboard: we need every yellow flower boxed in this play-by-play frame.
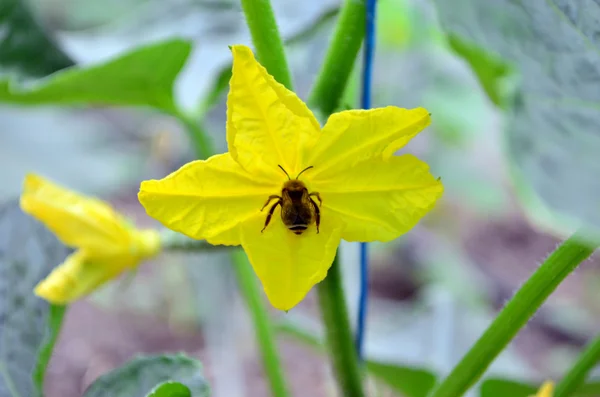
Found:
[20,174,161,304]
[530,381,554,397]
[138,45,443,311]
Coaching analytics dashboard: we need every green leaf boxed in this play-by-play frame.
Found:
[480,378,536,397]
[146,381,192,397]
[275,320,437,397]
[0,0,74,78]
[446,34,515,108]
[0,199,71,397]
[576,381,600,396]
[431,0,600,236]
[366,361,437,397]
[480,378,600,397]
[0,39,192,113]
[83,354,210,397]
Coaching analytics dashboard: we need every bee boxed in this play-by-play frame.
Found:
[260,165,322,235]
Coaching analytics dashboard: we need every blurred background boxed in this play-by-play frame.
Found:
[2,0,599,396]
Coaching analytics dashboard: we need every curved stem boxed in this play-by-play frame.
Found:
[173,110,214,160]
[429,231,598,397]
[240,0,293,89]
[317,255,365,397]
[232,250,290,397]
[308,0,367,116]
[555,333,600,397]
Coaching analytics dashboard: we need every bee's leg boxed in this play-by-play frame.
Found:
[309,192,322,206]
[261,195,282,211]
[310,198,321,234]
[261,200,281,233]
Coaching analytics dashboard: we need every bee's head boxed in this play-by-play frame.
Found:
[283,179,307,193]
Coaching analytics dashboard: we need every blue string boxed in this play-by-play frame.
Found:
[356,0,377,361]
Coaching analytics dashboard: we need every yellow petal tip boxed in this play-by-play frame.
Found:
[34,281,69,305]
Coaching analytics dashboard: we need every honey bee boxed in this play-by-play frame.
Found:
[260,165,322,235]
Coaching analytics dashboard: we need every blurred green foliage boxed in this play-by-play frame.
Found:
[0,0,73,78]
[433,0,600,238]
[83,354,209,397]
[0,40,191,113]
[0,201,70,397]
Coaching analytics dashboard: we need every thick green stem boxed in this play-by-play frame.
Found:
[430,232,598,397]
[240,0,293,89]
[232,250,290,397]
[317,256,365,397]
[308,0,366,116]
[555,333,600,397]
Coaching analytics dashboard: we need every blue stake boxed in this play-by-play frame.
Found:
[356,0,377,361]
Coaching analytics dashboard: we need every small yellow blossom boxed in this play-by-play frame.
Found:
[530,381,554,397]
[20,174,161,304]
[138,45,443,311]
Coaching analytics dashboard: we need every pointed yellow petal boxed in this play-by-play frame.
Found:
[227,45,320,178]
[240,208,343,311]
[34,250,131,304]
[139,153,279,245]
[311,154,442,242]
[20,174,130,253]
[532,381,554,397]
[306,107,430,179]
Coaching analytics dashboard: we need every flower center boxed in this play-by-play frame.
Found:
[259,165,322,235]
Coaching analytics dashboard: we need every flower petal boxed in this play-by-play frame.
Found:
[311,154,443,242]
[306,107,430,179]
[240,208,343,311]
[33,250,131,304]
[20,173,130,253]
[139,153,279,245]
[227,45,320,178]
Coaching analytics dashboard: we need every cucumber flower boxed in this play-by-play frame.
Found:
[531,381,554,397]
[139,45,443,311]
[20,174,161,304]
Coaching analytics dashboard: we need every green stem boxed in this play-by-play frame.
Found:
[232,250,291,397]
[308,0,367,116]
[430,231,598,397]
[33,304,67,396]
[317,255,365,397]
[555,333,600,397]
[172,110,214,160]
[240,0,293,89]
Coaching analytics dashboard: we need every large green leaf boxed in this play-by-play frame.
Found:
[432,0,600,236]
[83,354,210,397]
[0,200,71,397]
[0,0,73,78]
[146,381,192,397]
[0,39,192,113]
[275,321,437,397]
